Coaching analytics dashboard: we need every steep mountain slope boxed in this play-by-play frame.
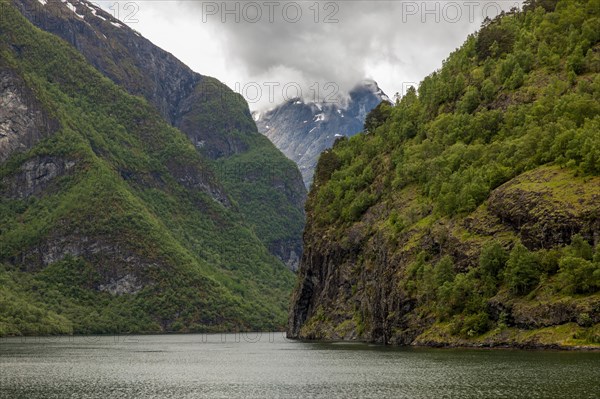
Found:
[289,0,600,348]
[256,80,388,187]
[13,0,306,270]
[0,1,294,336]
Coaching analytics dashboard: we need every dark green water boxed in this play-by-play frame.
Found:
[1,333,598,398]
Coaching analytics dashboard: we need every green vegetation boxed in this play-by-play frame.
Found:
[296,0,600,346]
[215,132,305,250]
[312,0,600,225]
[0,2,294,336]
[504,243,540,295]
[407,235,600,339]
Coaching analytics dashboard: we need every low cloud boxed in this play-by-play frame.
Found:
[107,0,522,109]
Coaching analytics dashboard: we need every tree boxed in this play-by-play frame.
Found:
[457,86,480,114]
[504,243,540,295]
[476,23,515,60]
[558,257,600,294]
[568,46,585,75]
[364,101,392,134]
[506,66,525,90]
[523,0,559,12]
[481,79,496,102]
[581,122,600,174]
[313,150,341,186]
[480,242,508,280]
[434,256,455,287]
[570,234,594,260]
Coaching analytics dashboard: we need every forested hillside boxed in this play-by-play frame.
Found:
[12,0,306,271]
[289,0,600,348]
[0,0,294,336]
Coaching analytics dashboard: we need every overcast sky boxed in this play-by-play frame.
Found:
[100,1,522,109]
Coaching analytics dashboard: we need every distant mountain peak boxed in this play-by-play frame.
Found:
[255,80,388,187]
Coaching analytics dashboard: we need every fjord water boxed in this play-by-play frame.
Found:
[1,334,598,399]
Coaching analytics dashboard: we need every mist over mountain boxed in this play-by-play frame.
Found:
[114,1,521,110]
[255,80,389,187]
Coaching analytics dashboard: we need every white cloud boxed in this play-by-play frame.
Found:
[100,0,522,110]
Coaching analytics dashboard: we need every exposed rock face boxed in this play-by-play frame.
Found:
[13,0,307,269]
[486,168,600,249]
[13,0,198,126]
[98,274,143,296]
[2,156,76,198]
[176,79,256,159]
[164,157,231,207]
[12,0,256,150]
[269,239,301,272]
[288,166,600,343]
[15,234,157,294]
[0,65,58,162]
[256,80,388,187]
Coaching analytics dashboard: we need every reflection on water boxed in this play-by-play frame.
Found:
[1,333,599,398]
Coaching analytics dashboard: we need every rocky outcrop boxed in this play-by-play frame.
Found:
[2,156,76,198]
[256,80,388,187]
[12,0,256,147]
[0,64,58,162]
[13,0,307,269]
[267,239,301,272]
[487,168,600,249]
[288,166,600,344]
[164,157,231,208]
[15,233,159,294]
[177,78,256,159]
[98,274,143,296]
[0,2,298,335]
[13,0,199,126]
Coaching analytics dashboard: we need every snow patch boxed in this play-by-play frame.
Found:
[89,6,107,21]
[110,21,124,28]
[253,112,261,122]
[37,0,47,5]
[63,1,86,19]
[314,113,325,122]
